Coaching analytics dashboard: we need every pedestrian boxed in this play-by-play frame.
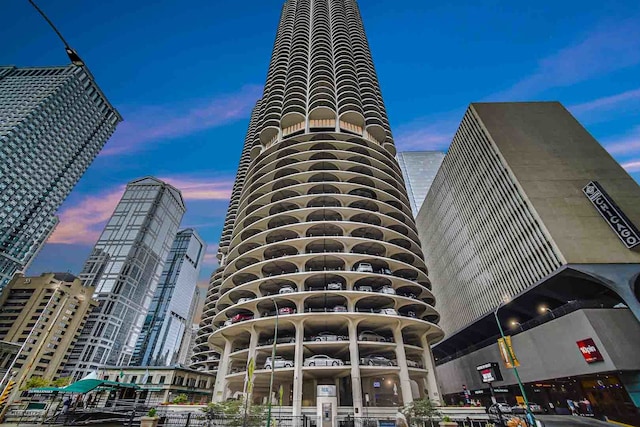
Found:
[62,396,71,414]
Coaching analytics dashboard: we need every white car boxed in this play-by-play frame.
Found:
[379,286,395,295]
[304,355,344,367]
[312,332,347,341]
[264,356,294,369]
[358,331,389,342]
[355,263,373,273]
[405,359,421,368]
[237,297,254,304]
[223,319,233,326]
[279,286,296,294]
[379,308,397,315]
[333,305,348,312]
[326,282,343,290]
[356,285,373,292]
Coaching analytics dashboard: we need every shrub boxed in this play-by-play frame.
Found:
[148,408,157,417]
[172,394,188,404]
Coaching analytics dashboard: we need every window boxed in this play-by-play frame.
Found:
[158,375,166,384]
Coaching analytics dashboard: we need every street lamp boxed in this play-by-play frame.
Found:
[538,305,555,319]
[266,297,279,427]
[27,0,85,66]
[494,301,537,426]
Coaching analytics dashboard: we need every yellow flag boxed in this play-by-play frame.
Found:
[498,336,520,368]
[278,384,284,406]
[247,358,255,393]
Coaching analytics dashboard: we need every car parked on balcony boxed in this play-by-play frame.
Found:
[265,335,296,345]
[278,307,296,315]
[333,305,348,312]
[237,297,255,304]
[304,355,344,366]
[379,286,395,295]
[378,308,397,315]
[223,319,233,326]
[311,332,348,341]
[358,331,390,342]
[360,355,394,366]
[279,285,296,294]
[264,356,293,369]
[380,268,392,275]
[231,313,253,323]
[326,282,343,290]
[405,359,422,368]
[355,285,373,292]
[354,263,373,273]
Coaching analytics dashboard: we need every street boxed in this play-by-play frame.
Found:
[537,415,631,426]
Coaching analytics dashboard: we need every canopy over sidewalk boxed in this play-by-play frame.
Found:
[29,378,138,394]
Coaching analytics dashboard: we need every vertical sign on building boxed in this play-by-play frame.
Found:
[583,181,640,249]
[576,338,604,363]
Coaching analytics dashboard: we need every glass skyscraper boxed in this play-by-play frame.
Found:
[397,151,445,216]
[132,228,206,366]
[195,0,444,415]
[0,65,121,289]
[64,177,185,379]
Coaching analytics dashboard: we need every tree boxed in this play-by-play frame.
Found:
[51,377,72,387]
[21,376,50,391]
[202,399,267,427]
[172,393,188,404]
[402,398,441,427]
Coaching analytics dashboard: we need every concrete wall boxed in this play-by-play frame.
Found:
[473,102,640,265]
[436,308,640,395]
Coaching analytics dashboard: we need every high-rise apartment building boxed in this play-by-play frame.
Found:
[0,273,96,390]
[417,102,640,424]
[397,151,445,216]
[132,228,206,366]
[64,177,185,379]
[0,65,121,289]
[196,0,443,417]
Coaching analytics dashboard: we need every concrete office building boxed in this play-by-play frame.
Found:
[132,229,206,366]
[195,0,443,419]
[397,152,445,216]
[416,102,640,425]
[0,65,121,289]
[64,177,185,379]
[0,273,96,389]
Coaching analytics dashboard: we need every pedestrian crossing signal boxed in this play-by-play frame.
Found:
[0,380,16,407]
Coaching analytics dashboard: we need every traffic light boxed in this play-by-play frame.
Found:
[0,380,16,407]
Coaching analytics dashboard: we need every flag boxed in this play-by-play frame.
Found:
[141,369,150,384]
[498,336,520,368]
[278,384,284,406]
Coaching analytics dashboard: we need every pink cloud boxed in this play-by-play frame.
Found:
[102,84,262,156]
[49,177,233,246]
[603,127,640,155]
[622,160,640,173]
[49,186,126,244]
[569,88,640,114]
[202,244,220,267]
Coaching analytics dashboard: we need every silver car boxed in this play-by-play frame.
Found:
[360,355,394,366]
[264,356,294,369]
[379,286,395,295]
[279,286,296,294]
[304,355,344,366]
[356,285,373,292]
[312,332,347,341]
[358,330,389,342]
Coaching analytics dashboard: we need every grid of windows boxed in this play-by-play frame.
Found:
[63,178,185,379]
[418,107,564,334]
[0,65,121,288]
[397,152,445,216]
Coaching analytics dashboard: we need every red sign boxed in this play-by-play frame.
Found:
[577,338,604,363]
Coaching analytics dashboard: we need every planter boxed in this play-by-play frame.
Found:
[439,422,458,427]
[140,416,160,427]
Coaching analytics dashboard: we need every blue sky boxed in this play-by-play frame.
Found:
[2,0,640,286]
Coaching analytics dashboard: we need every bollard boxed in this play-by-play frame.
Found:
[185,412,192,427]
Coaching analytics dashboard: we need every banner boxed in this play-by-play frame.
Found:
[498,336,520,368]
[246,357,255,393]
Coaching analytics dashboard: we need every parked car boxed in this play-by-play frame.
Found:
[326,282,343,290]
[312,332,348,341]
[278,307,296,315]
[488,403,515,425]
[360,355,394,366]
[511,402,543,414]
[237,297,255,304]
[265,335,295,345]
[356,285,373,292]
[358,330,390,342]
[333,305,348,312]
[279,286,296,294]
[354,263,373,273]
[379,286,395,295]
[231,313,253,323]
[380,268,392,275]
[403,311,417,318]
[405,359,421,368]
[303,355,344,366]
[264,356,293,369]
[488,403,513,415]
[223,319,233,326]
[378,308,397,315]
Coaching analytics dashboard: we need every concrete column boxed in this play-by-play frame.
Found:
[213,337,233,402]
[392,323,414,406]
[347,319,364,415]
[292,318,305,416]
[420,336,442,404]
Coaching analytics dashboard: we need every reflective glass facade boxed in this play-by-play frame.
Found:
[64,177,185,379]
[397,151,445,216]
[132,228,206,366]
[0,65,121,289]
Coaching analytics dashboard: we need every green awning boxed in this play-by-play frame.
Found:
[28,387,61,394]
[62,379,139,394]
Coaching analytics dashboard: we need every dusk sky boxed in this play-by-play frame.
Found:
[2,0,640,286]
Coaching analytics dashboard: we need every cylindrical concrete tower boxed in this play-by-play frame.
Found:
[193,0,443,416]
